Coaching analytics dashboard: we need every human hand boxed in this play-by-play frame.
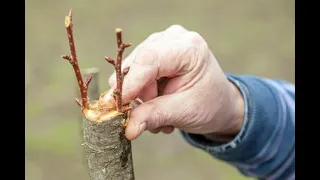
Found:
[105,25,245,140]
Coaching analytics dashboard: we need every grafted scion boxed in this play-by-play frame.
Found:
[105,28,132,113]
[61,9,133,114]
[61,9,92,110]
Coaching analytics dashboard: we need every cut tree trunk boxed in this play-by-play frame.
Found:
[80,68,135,180]
[83,114,134,180]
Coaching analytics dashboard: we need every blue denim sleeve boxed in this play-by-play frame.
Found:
[180,74,295,180]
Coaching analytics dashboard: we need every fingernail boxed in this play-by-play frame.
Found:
[138,122,147,134]
[126,121,147,140]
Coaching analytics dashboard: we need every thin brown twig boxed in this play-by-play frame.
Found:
[61,9,91,110]
[122,67,130,77]
[85,75,93,88]
[105,28,132,112]
[104,56,115,65]
[75,98,82,107]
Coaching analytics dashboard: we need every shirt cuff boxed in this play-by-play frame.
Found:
[180,74,295,179]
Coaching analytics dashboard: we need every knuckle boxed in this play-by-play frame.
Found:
[134,48,159,66]
[186,31,205,44]
[165,24,188,33]
[184,31,209,54]
[187,31,201,38]
[167,24,184,30]
[147,32,163,41]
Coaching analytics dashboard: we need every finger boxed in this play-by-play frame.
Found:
[161,125,175,134]
[107,28,199,104]
[108,32,164,87]
[130,98,143,109]
[125,92,190,140]
[109,25,188,87]
[164,25,189,36]
[120,53,159,104]
[148,127,162,134]
[149,125,174,134]
[119,43,197,104]
[138,81,158,102]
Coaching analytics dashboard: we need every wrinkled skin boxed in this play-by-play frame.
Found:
[105,25,244,140]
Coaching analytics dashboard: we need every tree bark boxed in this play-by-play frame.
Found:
[82,114,134,180]
[80,68,135,180]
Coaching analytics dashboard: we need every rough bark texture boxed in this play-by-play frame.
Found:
[82,114,134,180]
[80,68,134,180]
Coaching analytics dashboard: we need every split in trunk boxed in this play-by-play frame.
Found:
[61,9,135,180]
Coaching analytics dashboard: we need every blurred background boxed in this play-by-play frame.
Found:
[25,0,294,179]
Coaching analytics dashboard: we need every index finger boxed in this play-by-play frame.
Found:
[120,41,195,104]
[108,25,190,88]
[108,31,165,88]
[107,25,194,104]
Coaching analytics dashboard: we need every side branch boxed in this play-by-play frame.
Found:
[104,56,115,65]
[61,9,90,110]
[85,75,93,88]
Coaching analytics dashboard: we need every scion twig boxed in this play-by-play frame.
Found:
[61,9,91,110]
[105,28,132,112]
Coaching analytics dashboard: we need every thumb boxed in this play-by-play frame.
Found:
[125,92,189,140]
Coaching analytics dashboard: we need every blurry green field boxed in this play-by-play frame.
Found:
[26,0,294,179]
